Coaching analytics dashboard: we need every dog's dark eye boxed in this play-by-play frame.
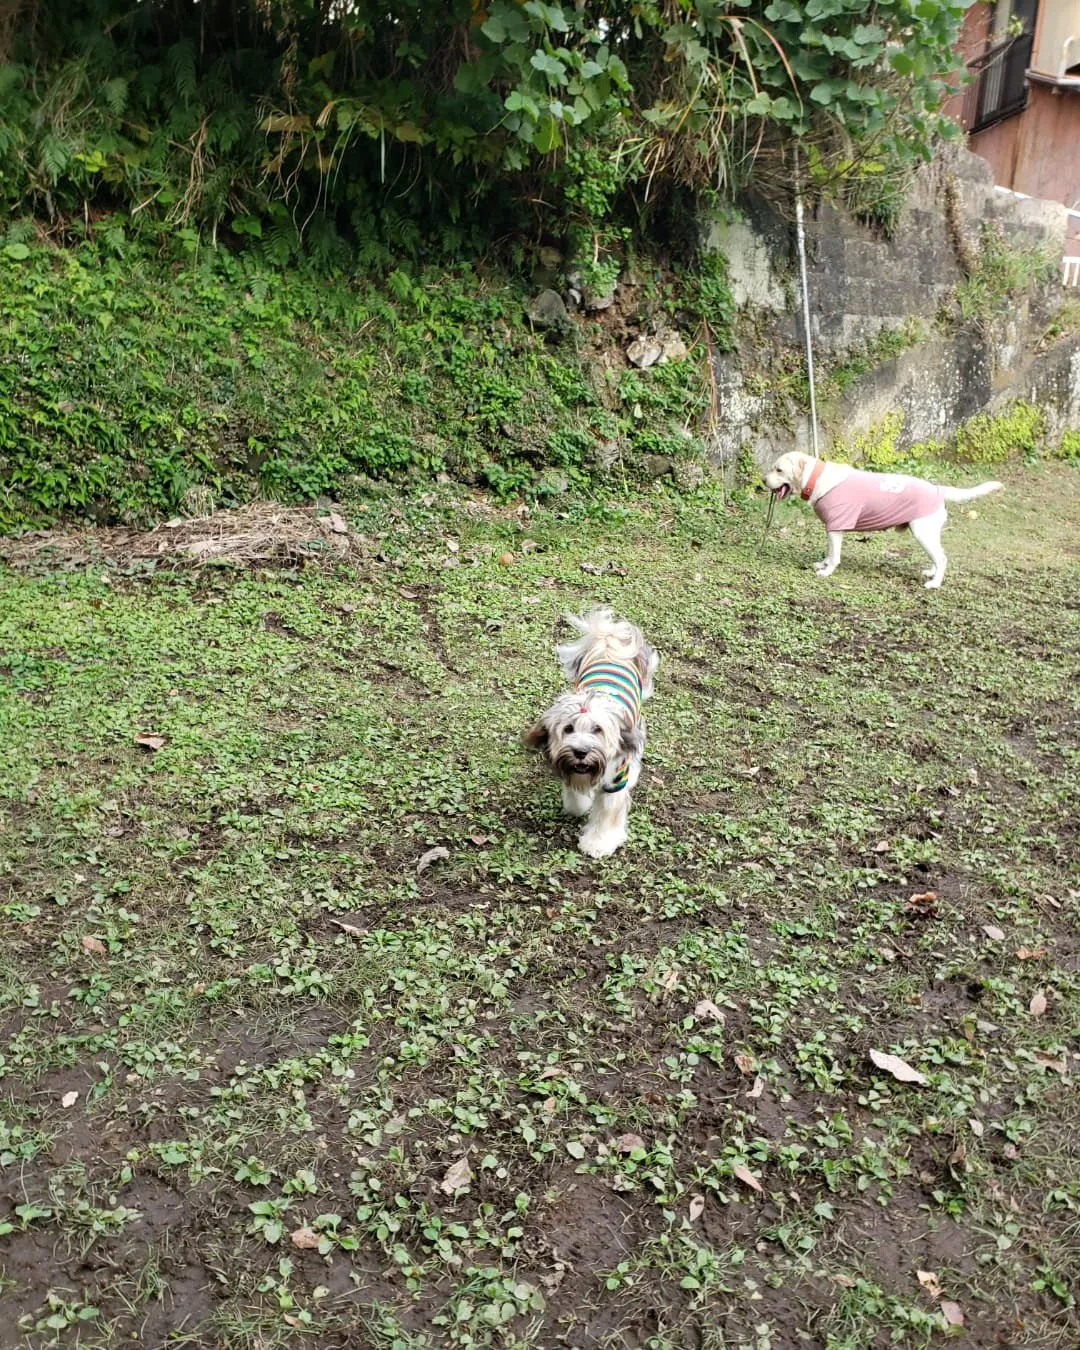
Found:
[591,724,602,735]
[563,724,575,734]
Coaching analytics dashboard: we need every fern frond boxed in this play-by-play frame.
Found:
[103,78,128,118]
[166,41,198,110]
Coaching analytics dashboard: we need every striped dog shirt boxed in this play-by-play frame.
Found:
[576,655,643,794]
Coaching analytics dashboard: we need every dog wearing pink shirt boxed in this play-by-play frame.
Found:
[763,452,1003,589]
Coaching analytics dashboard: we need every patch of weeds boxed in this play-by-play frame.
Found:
[946,222,1059,330]
[951,400,1045,464]
[821,319,927,401]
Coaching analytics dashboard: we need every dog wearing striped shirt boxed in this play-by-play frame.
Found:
[524,608,659,858]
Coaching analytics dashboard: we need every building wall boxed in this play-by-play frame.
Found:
[1031,0,1080,75]
[941,1,995,124]
[971,84,1080,207]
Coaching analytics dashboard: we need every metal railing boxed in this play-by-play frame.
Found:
[964,31,1035,133]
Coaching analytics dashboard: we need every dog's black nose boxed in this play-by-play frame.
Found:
[572,747,587,760]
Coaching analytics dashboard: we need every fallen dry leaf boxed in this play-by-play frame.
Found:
[917,1270,943,1298]
[61,1090,79,1108]
[537,1066,564,1081]
[1033,1051,1066,1074]
[940,1300,964,1328]
[906,891,937,915]
[982,925,1005,941]
[873,839,890,853]
[440,1156,473,1195]
[324,511,348,534]
[470,834,492,846]
[1002,1142,1019,1160]
[1016,946,1047,960]
[948,1141,967,1169]
[616,1132,645,1154]
[332,920,366,937]
[290,1227,320,1249]
[869,1049,927,1085]
[688,1194,705,1222]
[968,1118,984,1138]
[81,935,107,956]
[658,968,680,993]
[134,731,166,751]
[694,998,725,1023]
[731,1163,763,1193]
[746,1076,766,1100]
[416,845,450,874]
[1029,990,1047,1017]
[734,1052,755,1075]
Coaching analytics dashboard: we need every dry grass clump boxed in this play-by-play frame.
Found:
[0,501,368,571]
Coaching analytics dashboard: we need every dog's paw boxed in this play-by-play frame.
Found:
[579,829,625,859]
[924,576,943,590]
[813,561,835,577]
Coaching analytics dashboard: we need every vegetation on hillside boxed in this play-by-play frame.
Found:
[2,0,969,269]
[0,240,715,532]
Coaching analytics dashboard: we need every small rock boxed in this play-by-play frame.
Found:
[658,334,688,363]
[527,289,571,331]
[627,336,663,369]
[641,454,675,480]
[675,461,706,490]
[583,287,616,311]
[536,472,569,496]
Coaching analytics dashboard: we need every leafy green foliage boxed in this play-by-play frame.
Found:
[0,238,704,530]
[951,402,1046,465]
[1,0,971,258]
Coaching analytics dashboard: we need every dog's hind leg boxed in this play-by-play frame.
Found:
[579,789,631,858]
[910,508,947,589]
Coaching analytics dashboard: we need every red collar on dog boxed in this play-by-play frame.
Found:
[801,459,826,501]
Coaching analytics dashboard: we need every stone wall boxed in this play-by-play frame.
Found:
[704,146,1078,470]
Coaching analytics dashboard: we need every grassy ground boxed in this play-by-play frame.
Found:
[1,466,1078,1349]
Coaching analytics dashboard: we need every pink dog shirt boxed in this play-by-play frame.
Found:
[814,471,944,532]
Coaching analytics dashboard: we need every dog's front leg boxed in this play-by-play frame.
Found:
[561,781,594,817]
[579,789,630,858]
[814,531,843,577]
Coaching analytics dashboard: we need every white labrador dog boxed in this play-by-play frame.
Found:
[763,452,1003,589]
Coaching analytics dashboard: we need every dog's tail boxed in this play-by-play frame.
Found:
[557,608,657,695]
[939,480,1003,504]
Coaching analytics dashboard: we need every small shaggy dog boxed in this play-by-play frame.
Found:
[525,609,659,858]
[763,451,1003,589]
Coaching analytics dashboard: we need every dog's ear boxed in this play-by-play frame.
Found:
[619,721,645,759]
[523,719,549,752]
[633,641,658,685]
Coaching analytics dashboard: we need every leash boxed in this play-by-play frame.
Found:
[759,490,776,553]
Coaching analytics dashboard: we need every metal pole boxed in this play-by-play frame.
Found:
[794,153,820,459]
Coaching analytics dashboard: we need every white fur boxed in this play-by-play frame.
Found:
[763,452,1003,589]
[525,609,658,859]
